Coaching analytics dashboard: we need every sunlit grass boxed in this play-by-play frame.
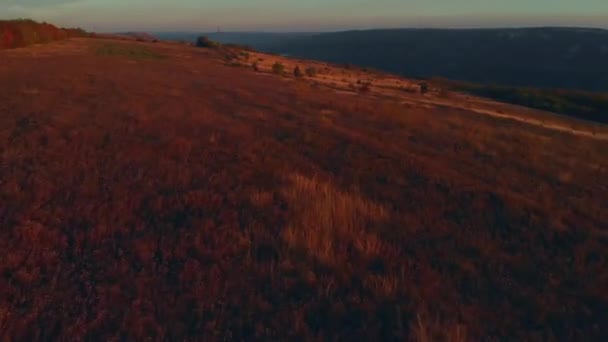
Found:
[94,43,166,60]
[281,173,390,266]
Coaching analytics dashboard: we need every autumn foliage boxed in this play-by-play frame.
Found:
[0,19,86,49]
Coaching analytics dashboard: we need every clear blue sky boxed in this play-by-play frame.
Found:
[1,0,607,32]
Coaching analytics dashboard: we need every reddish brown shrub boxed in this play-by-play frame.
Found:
[0,28,16,48]
[0,19,86,50]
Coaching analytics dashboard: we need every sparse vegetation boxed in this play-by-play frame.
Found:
[222,51,238,61]
[294,65,303,78]
[419,82,429,94]
[359,81,372,92]
[272,61,285,75]
[226,61,243,67]
[94,43,166,60]
[400,85,419,93]
[305,66,317,77]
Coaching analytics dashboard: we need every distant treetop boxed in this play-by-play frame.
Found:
[0,19,87,50]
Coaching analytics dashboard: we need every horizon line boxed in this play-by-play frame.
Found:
[116,25,608,34]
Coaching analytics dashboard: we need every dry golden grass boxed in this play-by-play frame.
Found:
[413,314,468,342]
[281,173,390,266]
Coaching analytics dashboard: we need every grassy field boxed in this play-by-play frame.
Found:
[1,38,607,340]
[94,43,167,60]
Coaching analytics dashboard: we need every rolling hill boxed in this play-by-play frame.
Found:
[259,28,608,91]
[154,31,314,50]
[1,32,607,340]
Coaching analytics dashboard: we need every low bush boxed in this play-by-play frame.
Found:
[272,62,285,75]
[359,81,372,93]
[419,82,429,94]
[294,66,303,78]
[195,36,220,48]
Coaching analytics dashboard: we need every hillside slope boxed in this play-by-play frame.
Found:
[265,28,608,91]
[1,38,607,340]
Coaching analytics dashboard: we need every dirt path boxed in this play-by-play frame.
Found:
[398,95,608,141]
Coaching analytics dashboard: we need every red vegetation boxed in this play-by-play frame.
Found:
[0,19,86,50]
[0,39,607,340]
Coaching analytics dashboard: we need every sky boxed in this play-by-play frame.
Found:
[1,0,608,32]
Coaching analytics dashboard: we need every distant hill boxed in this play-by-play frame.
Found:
[263,28,608,92]
[153,32,315,50]
[118,32,159,42]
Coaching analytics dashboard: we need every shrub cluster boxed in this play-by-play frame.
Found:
[195,36,220,48]
[0,19,86,49]
[272,62,286,75]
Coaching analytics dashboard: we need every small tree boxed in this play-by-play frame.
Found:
[419,82,429,94]
[252,61,259,71]
[196,36,219,48]
[294,65,303,78]
[272,62,285,75]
